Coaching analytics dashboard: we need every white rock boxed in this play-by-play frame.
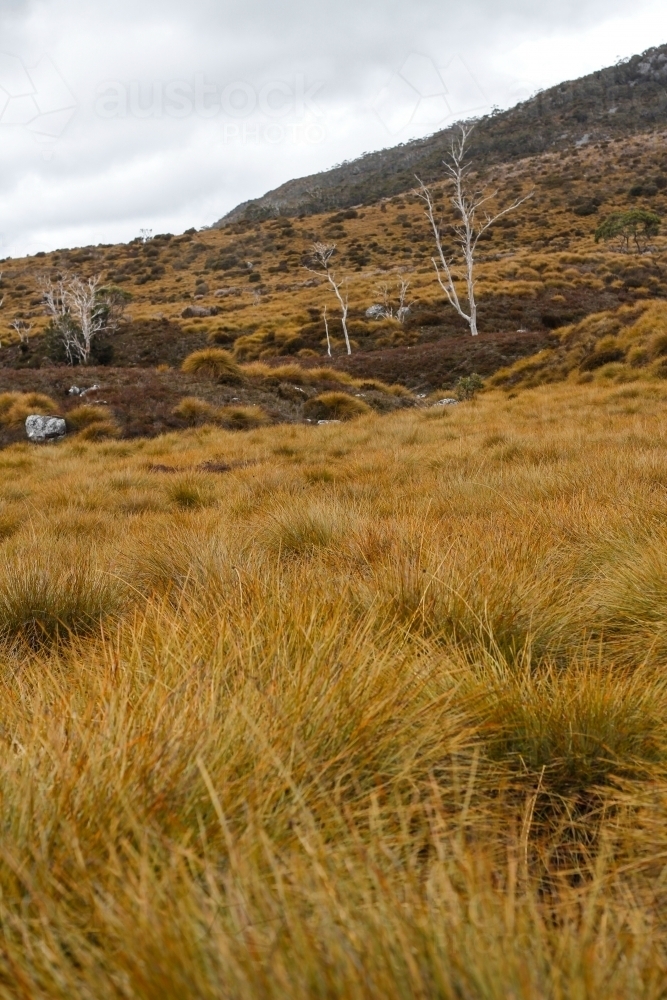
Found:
[317,419,341,425]
[69,384,100,396]
[25,415,66,442]
[433,398,458,406]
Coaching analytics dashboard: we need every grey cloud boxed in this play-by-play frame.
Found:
[0,0,664,256]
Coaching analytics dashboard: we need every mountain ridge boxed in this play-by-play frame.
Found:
[214,42,667,225]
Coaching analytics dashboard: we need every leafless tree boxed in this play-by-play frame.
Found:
[376,278,412,324]
[40,273,127,365]
[305,242,351,355]
[416,124,533,336]
[10,318,32,347]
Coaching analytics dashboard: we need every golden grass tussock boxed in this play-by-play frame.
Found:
[65,403,122,440]
[242,361,358,388]
[181,346,245,381]
[5,383,667,994]
[492,298,667,390]
[65,403,115,429]
[217,403,269,430]
[303,391,373,420]
[0,390,60,426]
[172,395,219,423]
[173,396,269,430]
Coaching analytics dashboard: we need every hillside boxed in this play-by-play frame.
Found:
[1,45,667,441]
[215,43,667,223]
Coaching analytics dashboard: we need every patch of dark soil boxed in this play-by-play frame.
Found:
[0,318,209,371]
[0,366,299,447]
[266,330,557,391]
[0,364,411,448]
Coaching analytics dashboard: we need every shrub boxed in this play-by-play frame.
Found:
[303,392,373,421]
[594,209,661,253]
[181,348,244,382]
[454,374,484,401]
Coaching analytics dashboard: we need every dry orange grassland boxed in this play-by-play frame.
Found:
[2,128,667,371]
[3,381,667,996]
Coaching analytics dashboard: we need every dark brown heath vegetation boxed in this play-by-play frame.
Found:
[490,298,667,389]
[0,361,415,448]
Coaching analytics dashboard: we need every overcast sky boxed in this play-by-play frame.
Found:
[1,0,666,258]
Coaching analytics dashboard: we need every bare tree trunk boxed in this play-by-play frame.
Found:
[326,272,351,355]
[323,305,332,357]
[397,279,410,324]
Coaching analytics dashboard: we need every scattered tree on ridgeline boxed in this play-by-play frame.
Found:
[417,124,533,336]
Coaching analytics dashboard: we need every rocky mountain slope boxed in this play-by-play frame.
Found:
[214,44,667,224]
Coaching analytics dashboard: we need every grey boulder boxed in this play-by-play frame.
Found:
[25,415,67,442]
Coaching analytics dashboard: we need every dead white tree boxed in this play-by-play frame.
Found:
[40,273,125,365]
[416,124,533,336]
[305,242,352,355]
[10,318,32,347]
[376,278,412,324]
